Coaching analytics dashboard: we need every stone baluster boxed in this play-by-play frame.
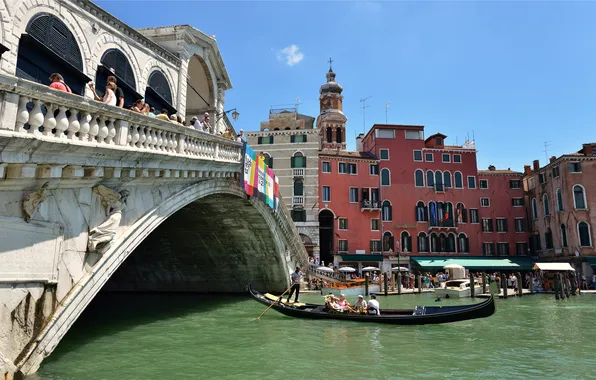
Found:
[66,108,80,139]
[54,106,69,138]
[96,117,109,143]
[88,116,99,142]
[78,112,90,141]
[27,99,44,135]
[177,134,185,154]
[135,126,145,148]
[214,142,220,159]
[105,118,116,144]
[143,127,152,149]
[164,132,172,152]
[172,133,179,153]
[129,125,140,147]
[16,96,30,133]
[42,104,56,137]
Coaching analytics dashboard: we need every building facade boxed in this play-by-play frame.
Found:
[245,108,320,257]
[523,144,596,275]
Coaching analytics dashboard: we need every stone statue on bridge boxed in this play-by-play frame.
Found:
[88,185,130,253]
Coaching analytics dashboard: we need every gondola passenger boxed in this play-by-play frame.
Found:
[354,295,367,313]
[367,295,380,316]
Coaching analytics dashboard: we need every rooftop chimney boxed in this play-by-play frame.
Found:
[549,156,557,163]
[488,165,496,171]
[524,165,532,175]
[582,143,593,156]
[355,133,364,152]
[532,160,540,171]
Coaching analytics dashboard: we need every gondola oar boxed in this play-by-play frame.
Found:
[257,284,293,320]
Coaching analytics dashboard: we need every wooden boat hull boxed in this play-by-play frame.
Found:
[248,285,495,325]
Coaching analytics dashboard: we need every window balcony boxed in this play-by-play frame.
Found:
[292,168,304,177]
[361,200,381,211]
[292,196,304,205]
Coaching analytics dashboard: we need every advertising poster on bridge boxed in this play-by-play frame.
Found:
[242,143,279,211]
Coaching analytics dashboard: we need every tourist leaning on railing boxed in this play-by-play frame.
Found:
[48,73,72,93]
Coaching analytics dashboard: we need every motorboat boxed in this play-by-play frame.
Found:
[435,279,483,298]
[321,278,380,296]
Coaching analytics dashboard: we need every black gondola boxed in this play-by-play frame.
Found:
[248,285,495,325]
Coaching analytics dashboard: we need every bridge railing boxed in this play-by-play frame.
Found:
[0,74,242,164]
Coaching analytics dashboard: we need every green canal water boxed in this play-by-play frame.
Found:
[29,292,596,380]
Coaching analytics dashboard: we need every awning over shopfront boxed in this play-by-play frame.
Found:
[532,263,575,271]
[585,257,596,267]
[411,256,535,271]
[340,254,384,262]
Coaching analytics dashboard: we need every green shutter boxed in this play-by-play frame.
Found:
[291,135,295,143]
[258,136,262,144]
[291,157,295,168]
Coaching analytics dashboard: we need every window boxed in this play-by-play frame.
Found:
[349,188,359,203]
[416,201,428,222]
[446,233,456,252]
[543,194,550,216]
[370,240,382,253]
[426,170,434,187]
[481,198,490,207]
[415,170,424,187]
[435,137,442,145]
[371,219,380,231]
[338,218,348,230]
[401,232,412,253]
[434,171,443,189]
[380,149,390,160]
[383,232,394,251]
[479,179,488,189]
[516,243,528,255]
[568,162,582,173]
[573,185,587,209]
[470,209,479,224]
[418,232,429,252]
[483,243,495,256]
[458,233,469,253]
[322,161,331,173]
[413,150,423,161]
[382,200,392,221]
[425,153,434,162]
[556,189,563,211]
[561,224,568,248]
[482,218,493,232]
[545,229,553,249]
[291,209,306,222]
[430,233,439,252]
[509,180,521,189]
[529,177,535,190]
[338,239,348,252]
[514,218,526,232]
[369,164,379,175]
[291,152,306,168]
[512,198,524,207]
[496,218,508,233]
[348,163,357,175]
[322,186,330,202]
[538,173,546,185]
[578,221,592,247]
[293,179,303,196]
[532,235,542,252]
[262,153,273,168]
[442,153,450,163]
[258,136,274,144]
[443,172,452,188]
[456,203,468,223]
[337,129,343,144]
[338,162,347,174]
[376,129,395,138]
[326,128,332,143]
[453,154,462,163]
[405,130,423,140]
[531,199,538,219]
[290,134,307,143]
[467,176,476,189]
[381,169,391,186]
[454,172,463,188]
[497,243,509,256]
[552,166,560,178]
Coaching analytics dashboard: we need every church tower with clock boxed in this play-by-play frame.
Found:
[317,59,347,151]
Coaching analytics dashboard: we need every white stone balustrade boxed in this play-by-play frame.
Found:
[0,74,243,164]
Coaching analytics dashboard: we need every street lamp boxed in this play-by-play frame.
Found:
[217,108,240,122]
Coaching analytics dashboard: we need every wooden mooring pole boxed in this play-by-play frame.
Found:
[469,271,475,298]
[529,274,534,294]
[417,273,422,294]
[501,272,507,299]
[397,272,402,295]
[482,271,487,294]
[383,272,388,296]
[517,272,523,297]
[364,273,369,296]
[554,274,560,300]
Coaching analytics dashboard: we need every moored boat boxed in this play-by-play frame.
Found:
[248,285,495,325]
[434,279,483,298]
[322,278,381,296]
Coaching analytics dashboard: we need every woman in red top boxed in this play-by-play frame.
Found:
[49,73,71,93]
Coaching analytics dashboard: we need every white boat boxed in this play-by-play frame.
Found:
[434,279,482,298]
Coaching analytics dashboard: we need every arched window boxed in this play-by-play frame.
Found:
[531,198,538,219]
[556,188,563,212]
[337,128,343,144]
[458,233,469,253]
[428,201,437,226]
[437,202,444,223]
[456,202,467,223]
[435,171,443,186]
[293,179,304,196]
[561,224,568,248]
[291,152,306,168]
[426,170,435,187]
[543,193,550,216]
[383,231,394,252]
[145,70,175,113]
[262,153,273,168]
[382,200,392,221]
[430,233,439,252]
[454,172,463,189]
[418,232,429,252]
[95,49,139,108]
[326,128,332,143]
[443,171,452,188]
[415,169,424,187]
[17,13,87,95]
[444,202,454,227]
[447,233,456,252]
[416,201,427,222]
[401,232,411,252]
[573,185,587,209]
[381,169,391,186]
[438,233,447,252]
[578,221,592,247]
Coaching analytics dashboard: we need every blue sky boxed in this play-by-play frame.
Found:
[96,1,596,171]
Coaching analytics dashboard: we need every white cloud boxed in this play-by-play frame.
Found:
[277,45,304,66]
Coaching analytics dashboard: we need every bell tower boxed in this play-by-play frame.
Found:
[317,58,347,151]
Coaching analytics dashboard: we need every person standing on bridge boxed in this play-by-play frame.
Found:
[287,267,304,303]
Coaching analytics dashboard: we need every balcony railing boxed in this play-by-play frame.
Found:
[292,168,304,177]
[0,74,243,163]
[361,200,381,211]
[292,196,304,205]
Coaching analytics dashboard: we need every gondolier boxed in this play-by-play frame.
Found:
[287,267,304,303]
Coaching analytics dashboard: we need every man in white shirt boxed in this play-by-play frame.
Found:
[286,267,304,303]
[367,295,380,316]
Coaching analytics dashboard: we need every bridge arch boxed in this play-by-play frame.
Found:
[18,178,306,375]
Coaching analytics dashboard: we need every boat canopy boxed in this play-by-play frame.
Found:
[585,257,596,267]
[532,263,575,271]
[411,256,535,270]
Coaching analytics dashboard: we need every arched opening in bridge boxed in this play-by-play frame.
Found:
[145,70,176,114]
[186,55,214,120]
[95,48,141,107]
[318,209,334,266]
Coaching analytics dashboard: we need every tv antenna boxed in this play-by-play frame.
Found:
[385,102,390,124]
[544,141,552,162]
[360,96,372,133]
[295,97,302,112]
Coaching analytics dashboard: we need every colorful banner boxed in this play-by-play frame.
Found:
[242,143,279,211]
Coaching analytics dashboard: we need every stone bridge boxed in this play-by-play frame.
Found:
[0,74,307,378]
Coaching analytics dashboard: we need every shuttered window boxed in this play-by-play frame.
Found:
[148,70,173,104]
[27,13,83,71]
[101,49,136,89]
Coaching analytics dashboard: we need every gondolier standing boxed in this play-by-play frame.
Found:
[287,267,304,303]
